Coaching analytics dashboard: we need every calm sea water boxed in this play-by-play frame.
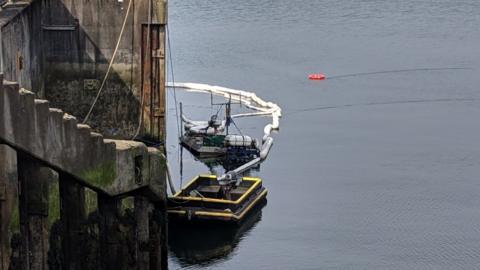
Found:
[166,1,480,269]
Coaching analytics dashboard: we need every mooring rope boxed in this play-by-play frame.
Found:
[327,67,472,80]
[161,153,177,195]
[83,0,133,124]
[166,25,181,137]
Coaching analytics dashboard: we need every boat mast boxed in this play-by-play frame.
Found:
[225,95,232,135]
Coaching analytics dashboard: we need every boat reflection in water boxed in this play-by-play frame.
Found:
[168,199,266,267]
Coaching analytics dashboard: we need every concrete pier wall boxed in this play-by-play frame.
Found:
[0,78,166,198]
[0,0,169,268]
[43,0,167,139]
[0,77,168,269]
[42,0,141,138]
[0,0,167,139]
[0,1,45,96]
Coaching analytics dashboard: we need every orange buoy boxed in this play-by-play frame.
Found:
[308,73,326,80]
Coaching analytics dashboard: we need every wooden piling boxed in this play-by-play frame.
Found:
[98,195,121,270]
[0,183,5,270]
[0,145,17,270]
[59,173,86,270]
[17,153,50,270]
[150,202,167,270]
[135,196,152,270]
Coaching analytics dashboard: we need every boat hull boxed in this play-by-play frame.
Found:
[180,135,226,157]
[180,135,261,161]
[168,175,267,223]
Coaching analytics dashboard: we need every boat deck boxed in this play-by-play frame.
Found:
[168,175,267,223]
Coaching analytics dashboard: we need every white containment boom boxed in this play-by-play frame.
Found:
[167,82,281,186]
[167,82,282,141]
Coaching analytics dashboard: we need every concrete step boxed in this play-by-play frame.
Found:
[33,99,50,154]
[77,123,92,134]
[0,77,165,199]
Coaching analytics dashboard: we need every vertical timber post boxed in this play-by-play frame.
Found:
[0,147,7,270]
[17,153,50,270]
[149,202,167,270]
[140,0,166,142]
[98,195,121,270]
[0,172,5,270]
[134,196,152,270]
[59,173,86,270]
[0,145,18,270]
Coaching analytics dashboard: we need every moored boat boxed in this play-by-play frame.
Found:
[168,175,267,223]
[179,98,261,158]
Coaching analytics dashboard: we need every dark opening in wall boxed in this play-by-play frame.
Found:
[16,53,23,71]
[134,156,143,185]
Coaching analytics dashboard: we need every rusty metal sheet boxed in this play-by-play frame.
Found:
[141,23,166,142]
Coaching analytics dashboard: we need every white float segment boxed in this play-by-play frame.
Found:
[167,82,281,138]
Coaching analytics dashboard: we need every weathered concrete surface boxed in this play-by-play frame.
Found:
[44,194,165,270]
[41,0,167,139]
[0,77,166,199]
[0,1,45,96]
[1,0,167,139]
[0,0,169,267]
[0,77,168,269]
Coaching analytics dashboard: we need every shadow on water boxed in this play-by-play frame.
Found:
[168,199,266,268]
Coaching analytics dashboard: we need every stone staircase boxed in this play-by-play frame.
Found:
[0,74,165,199]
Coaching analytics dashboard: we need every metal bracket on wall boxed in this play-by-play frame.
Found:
[41,24,77,31]
[152,49,164,59]
[134,156,143,185]
[16,53,23,71]
[153,108,164,117]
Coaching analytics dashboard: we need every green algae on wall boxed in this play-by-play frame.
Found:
[9,205,19,232]
[120,197,134,216]
[80,162,116,189]
[85,188,98,215]
[48,180,60,226]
